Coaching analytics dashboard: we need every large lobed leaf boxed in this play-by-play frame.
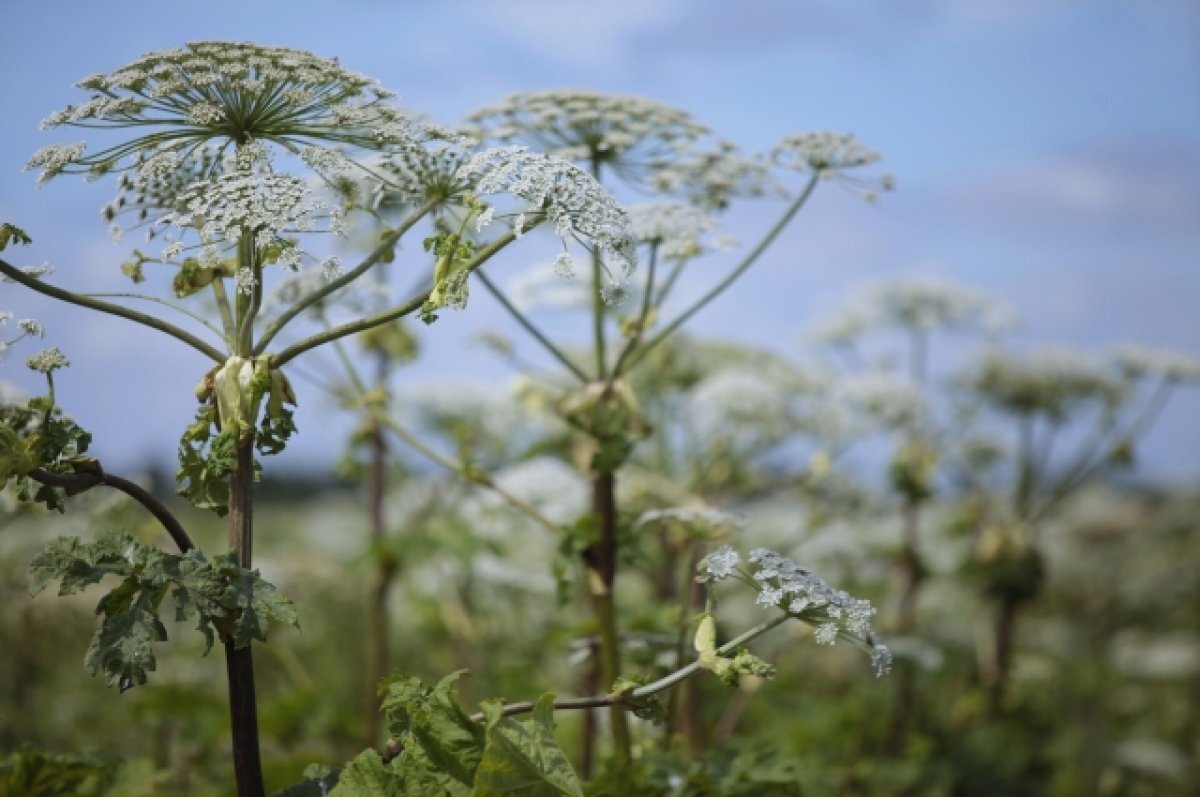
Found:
[28,530,297,691]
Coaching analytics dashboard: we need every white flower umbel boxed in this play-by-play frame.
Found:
[970,347,1124,421]
[158,171,341,271]
[457,146,638,296]
[628,201,732,262]
[1110,344,1200,383]
[26,347,71,374]
[772,131,892,201]
[648,140,781,210]
[31,41,425,186]
[697,544,892,676]
[467,90,708,180]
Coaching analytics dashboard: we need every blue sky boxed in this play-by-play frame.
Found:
[1,0,1198,478]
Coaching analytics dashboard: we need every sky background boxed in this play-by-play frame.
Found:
[1,0,1198,479]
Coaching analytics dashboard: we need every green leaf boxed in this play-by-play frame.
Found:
[380,670,484,789]
[327,750,401,797]
[0,748,115,797]
[474,695,584,797]
[0,223,32,251]
[28,532,296,691]
[212,551,300,649]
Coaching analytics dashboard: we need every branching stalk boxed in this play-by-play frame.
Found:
[625,173,820,373]
[0,257,225,362]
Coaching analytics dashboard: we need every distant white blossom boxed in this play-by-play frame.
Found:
[1111,344,1200,383]
[812,277,1014,343]
[772,132,891,201]
[468,90,708,180]
[648,140,781,209]
[628,201,731,261]
[508,260,592,311]
[970,347,1123,420]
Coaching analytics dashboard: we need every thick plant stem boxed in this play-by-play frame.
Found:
[583,471,632,763]
[363,351,395,746]
[225,428,265,797]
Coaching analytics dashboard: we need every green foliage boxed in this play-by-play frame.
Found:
[0,395,93,512]
[587,746,805,796]
[28,530,297,692]
[176,404,237,514]
[327,673,583,796]
[0,222,32,251]
[0,748,168,797]
[420,232,477,324]
[475,696,584,797]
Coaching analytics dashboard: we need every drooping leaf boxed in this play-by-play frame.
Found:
[474,694,584,797]
[28,532,296,691]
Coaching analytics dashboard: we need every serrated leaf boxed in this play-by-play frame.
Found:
[380,670,484,789]
[327,750,401,797]
[213,551,299,648]
[474,694,584,797]
[28,530,133,597]
[28,533,296,691]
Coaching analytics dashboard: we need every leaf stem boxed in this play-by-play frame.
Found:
[471,613,790,722]
[28,467,195,554]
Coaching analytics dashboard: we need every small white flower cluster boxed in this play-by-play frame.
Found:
[468,90,708,168]
[1110,344,1200,383]
[698,544,892,676]
[0,312,47,363]
[773,132,881,174]
[628,201,733,261]
[508,260,592,311]
[158,171,342,275]
[772,132,892,201]
[25,142,87,186]
[812,278,1014,344]
[635,506,747,532]
[457,146,637,296]
[26,346,70,374]
[376,135,479,208]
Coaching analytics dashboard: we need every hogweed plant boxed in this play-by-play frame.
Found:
[1,48,895,796]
